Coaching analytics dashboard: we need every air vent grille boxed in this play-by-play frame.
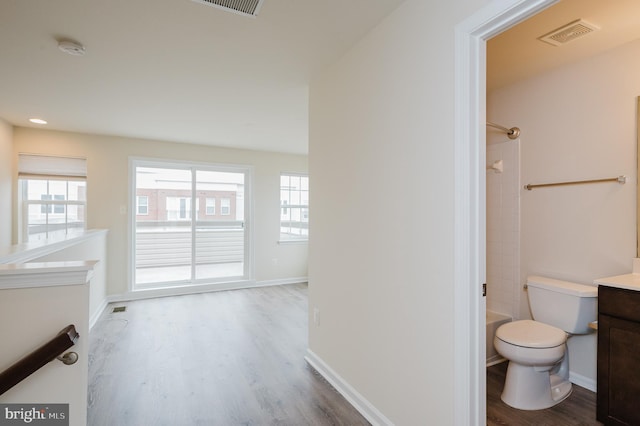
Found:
[192,0,265,17]
[538,19,598,46]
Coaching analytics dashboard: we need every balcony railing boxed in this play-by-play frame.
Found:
[135,221,244,268]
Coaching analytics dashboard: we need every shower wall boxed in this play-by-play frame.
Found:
[486,138,521,318]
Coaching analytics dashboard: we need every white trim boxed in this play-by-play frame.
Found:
[89,297,109,330]
[106,276,307,303]
[0,229,108,264]
[255,276,307,286]
[570,371,597,393]
[304,349,393,426]
[128,157,135,293]
[0,260,97,289]
[277,239,308,245]
[245,167,255,281]
[129,156,255,172]
[453,1,558,424]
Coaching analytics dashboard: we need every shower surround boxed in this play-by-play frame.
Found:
[486,137,521,319]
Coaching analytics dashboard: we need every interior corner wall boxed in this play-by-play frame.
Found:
[488,38,640,388]
[308,0,489,423]
[0,118,13,247]
[12,127,308,296]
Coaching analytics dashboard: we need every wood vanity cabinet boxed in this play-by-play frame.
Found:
[597,285,640,425]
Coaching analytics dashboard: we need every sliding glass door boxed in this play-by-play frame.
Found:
[132,160,250,290]
[194,169,245,280]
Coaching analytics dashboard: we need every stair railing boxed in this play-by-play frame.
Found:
[0,324,79,395]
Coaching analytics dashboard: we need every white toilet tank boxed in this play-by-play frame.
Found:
[527,275,597,334]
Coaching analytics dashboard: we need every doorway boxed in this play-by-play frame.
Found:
[131,159,252,291]
[453,0,558,424]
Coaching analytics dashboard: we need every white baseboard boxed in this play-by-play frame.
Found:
[89,298,109,330]
[486,356,507,368]
[570,371,596,393]
[304,349,393,426]
[256,276,308,287]
[106,277,308,303]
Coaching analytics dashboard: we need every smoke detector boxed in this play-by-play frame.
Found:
[191,0,265,17]
[538,19,599,47]
[58,40,86,56]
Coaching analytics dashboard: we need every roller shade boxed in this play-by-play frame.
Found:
[18,154,87,179]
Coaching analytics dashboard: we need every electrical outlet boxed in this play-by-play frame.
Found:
[313,307,320,326]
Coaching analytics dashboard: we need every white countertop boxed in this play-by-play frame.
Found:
[0,229,108,264]
[594,273,640,292]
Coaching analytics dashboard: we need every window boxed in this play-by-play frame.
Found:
[137,196,149,215]
[206,198,216,215]
[220,198,231,215]
[18,154,87,242]
[166,197,192,220]
[132,160,251,290]
[280,173,308,241]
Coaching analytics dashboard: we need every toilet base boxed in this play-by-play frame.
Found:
[501,362,573,410]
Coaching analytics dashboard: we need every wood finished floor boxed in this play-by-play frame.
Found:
[88,284,369,426]
[487,362,602,426]
[89,283,602,425]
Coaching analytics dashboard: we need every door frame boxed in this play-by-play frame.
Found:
[453,0,558,424]
[128,157,254,295]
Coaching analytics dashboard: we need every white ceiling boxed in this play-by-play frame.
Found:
[488,0,640,92]
[0,0,405,155]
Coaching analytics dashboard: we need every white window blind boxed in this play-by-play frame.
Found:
[18,154,87,178]
[18,154,88,242]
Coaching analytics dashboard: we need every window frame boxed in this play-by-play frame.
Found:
[129,157,254,292]
[220,198,231,216]
[205,197,216,215]
[279,172,309,243]
[19,177,87,242]
[136,195,149,215]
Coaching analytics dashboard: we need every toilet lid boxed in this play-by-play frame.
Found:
[495,320,566,348]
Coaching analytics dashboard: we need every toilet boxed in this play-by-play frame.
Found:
[493,275,597,410]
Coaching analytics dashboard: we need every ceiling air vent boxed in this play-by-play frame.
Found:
[192,0,265,17]
[538,19,598,47]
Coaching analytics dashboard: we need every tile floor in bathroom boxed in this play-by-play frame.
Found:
[487,362,602,426]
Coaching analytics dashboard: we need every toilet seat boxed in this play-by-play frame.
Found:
[496,320,566,348]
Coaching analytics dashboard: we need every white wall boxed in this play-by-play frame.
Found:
[0,118,12,247]
[0,269,92,426]
[488,38,640,388]
[309,0,489,423]
[12,128,308,297]
[33,231,109,328]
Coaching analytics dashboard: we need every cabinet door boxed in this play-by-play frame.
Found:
[598,313,640,425]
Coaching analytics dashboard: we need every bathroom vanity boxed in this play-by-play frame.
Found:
[594,274,640,426]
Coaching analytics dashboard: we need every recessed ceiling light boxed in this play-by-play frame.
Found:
[29,118,47,125]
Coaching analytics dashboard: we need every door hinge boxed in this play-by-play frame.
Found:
[482,283,487,297]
